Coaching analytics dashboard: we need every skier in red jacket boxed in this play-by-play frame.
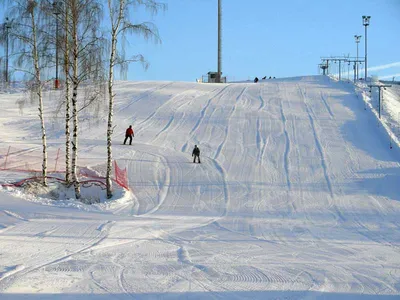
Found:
[123,125,134,145]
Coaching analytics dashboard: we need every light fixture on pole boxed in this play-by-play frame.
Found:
[362,16,370,81]
[354,35,361,80]
[53,1,61,89]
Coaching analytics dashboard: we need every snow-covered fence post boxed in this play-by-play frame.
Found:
[3,146,11,170]
[54,148,61,172]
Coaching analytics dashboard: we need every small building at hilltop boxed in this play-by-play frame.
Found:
[199,72,226,83]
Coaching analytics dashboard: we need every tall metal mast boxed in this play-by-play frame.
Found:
[217,0,222,83]
[362,16,370,81]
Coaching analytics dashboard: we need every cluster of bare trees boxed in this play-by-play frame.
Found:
[0,0,165,199]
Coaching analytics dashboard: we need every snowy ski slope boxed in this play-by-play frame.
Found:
[0,75,400,299]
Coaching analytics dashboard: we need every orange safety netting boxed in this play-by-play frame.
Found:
[0,146,130,190]
[0,146,65,173]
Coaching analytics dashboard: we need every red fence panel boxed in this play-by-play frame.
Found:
[0,146,65,173]
[114,160,129,190]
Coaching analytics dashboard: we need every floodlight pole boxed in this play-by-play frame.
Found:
[362,16,370,81]
[217,0,222,83]
[53,1,61,89]
[4,18,11,84]
[354,35,361,80]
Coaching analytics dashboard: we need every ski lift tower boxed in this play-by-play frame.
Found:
[320,64,328,75]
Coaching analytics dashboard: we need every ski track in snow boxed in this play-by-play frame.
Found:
[214,86,241,160]
[1,76,400,297]
[256,85,272,166]
[298,85,334,198]
[2,210,28,222]
[118,81,174,112]
[189,85,232,136]
[320,91,335,119]
[0,219,113,292]
[279,88,292,190]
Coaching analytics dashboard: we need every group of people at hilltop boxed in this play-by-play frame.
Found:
[123,125,201,164]
[254,76,276,83]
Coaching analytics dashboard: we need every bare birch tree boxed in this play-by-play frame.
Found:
[48,0,105,188]
[42,0,72,185]
[70,0,80,198]
[1,0,52,186]
[105,0,165,198]
[28,1,48,186]
[63,2,72,184]
[67,0,105,199]
[46,0,73,185]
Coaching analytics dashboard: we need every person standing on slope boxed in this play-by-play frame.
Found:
[123,125,134,145]
[192,145,201,163]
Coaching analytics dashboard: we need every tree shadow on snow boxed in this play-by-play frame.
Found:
[346,167,400,202]
[337,91,400,163]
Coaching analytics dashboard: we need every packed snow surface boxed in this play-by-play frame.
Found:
[0,76,400,299]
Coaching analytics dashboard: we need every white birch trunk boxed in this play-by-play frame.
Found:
[71,0,80,199]
[64,3,71,184]
[106,0,125,198]
[106,34,115,198]
[30,6,47,186]
[65,79,71,184]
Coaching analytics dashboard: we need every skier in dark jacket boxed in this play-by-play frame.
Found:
[123,125,134,145]
[192,145,201,163]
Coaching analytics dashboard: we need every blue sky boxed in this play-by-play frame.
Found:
[1,0,399,82]
[127,0,400,82]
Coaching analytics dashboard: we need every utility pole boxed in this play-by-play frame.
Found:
[53,1,61,89]
[369,84,391,119]
[354,35,361,80]
[362,16,370,81]
[4,18,11,84]
[217,0,222,83]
